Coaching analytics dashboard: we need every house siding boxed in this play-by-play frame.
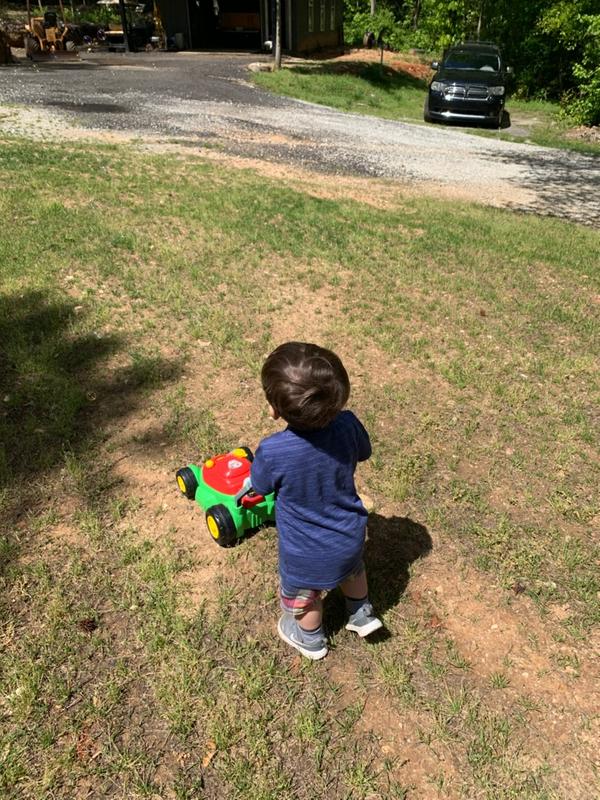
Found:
[293,0,343,54]
[156,0,343,54]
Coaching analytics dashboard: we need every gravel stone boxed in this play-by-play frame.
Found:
[1,50,599,227]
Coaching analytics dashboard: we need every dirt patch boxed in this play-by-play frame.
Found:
[409,548,600,798]
[324,47,432,81]
[566,125,600,143]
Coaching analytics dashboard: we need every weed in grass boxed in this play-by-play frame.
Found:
[344,741,381,798]
[379,452,436,503]
[377,653,416,705]
[336,701,365,736]
[445,638,471,671]
[423,645,447,679]
[295,697,329,744]
[549,488,598,523]
[400,618,429,649]
[235,647,279,702]
[163,386,229,455]
[490,671,511,689]
[443,681,471,717]
[451,479,488,512]
[552,652,580,676]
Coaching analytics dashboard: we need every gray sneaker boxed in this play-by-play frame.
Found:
[277,615,328,660]
[345,603,383,637]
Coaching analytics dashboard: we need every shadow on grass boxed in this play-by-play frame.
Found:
[287,61,427,93]
[325,513,432,636]
[0,289,182,570]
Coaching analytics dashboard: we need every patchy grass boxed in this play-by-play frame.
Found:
[254,62,427,120]
[1,136,598,799]
[253,54,600,155]
[253,59,428,122]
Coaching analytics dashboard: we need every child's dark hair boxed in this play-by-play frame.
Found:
[261,342,350,430]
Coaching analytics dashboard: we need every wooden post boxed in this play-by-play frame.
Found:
[118,0,131,51]
[274,0,281,70]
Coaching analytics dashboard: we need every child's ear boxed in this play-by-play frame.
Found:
[268,404,280,420]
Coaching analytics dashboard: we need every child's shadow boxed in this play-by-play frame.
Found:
[324,513,432,639]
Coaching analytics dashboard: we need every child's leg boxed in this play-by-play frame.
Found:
[340,566,383,637]
[278,585,328,660]
[296,596,323,632]
[340,570,368,603]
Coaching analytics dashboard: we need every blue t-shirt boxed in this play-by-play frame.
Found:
[250,410,371,589]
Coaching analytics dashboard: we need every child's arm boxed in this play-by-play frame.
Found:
[250,442,276,496]
[355,416,372,462]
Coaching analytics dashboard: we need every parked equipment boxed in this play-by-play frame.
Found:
[24,1,78,59]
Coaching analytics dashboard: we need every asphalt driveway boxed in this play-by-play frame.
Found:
[1,50,599,227]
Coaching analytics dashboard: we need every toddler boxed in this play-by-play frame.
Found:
[250,341,382,660]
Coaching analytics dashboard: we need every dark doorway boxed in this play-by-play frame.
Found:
[188,0,262,49]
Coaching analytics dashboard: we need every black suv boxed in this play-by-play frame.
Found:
[424,42,512,128]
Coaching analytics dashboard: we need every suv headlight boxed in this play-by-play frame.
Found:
[430,81,445,92]
[489,86,505,96]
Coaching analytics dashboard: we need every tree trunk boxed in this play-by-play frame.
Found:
[371,0,376,15]
[412,0,421,30]
[476,1,484,41]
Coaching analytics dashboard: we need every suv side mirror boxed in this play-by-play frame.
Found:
[431,61,439,70]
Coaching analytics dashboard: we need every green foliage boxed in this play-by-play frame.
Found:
[343,1,431,51]
[418,0,484,50]
[343,0,600,126]
[569,56,600,125]
[539,3,600,125]
[344,3,397,47]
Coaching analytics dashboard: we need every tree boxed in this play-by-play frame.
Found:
[537,2,600,123]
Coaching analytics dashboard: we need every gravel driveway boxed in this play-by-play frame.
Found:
[1,51,599,227]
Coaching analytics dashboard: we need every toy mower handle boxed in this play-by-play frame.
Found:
[235,477,265,508]
[241,491,264,509]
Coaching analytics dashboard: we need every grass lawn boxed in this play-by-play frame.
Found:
[1,136,599,799]
[252,55,600,155]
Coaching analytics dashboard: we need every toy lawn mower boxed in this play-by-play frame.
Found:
[176,446,275,547]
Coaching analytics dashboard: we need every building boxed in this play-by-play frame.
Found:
[156,0,344,54]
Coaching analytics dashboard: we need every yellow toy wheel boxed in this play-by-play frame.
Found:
[236,446,254,462]
[175,467,198,500]
[205,504,237,548]
[207,514,220,540]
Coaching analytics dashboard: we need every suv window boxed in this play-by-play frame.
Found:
[444,49,500,72]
